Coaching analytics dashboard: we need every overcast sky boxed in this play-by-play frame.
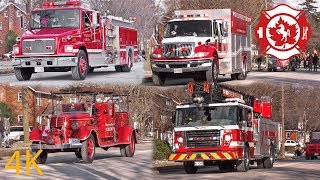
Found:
[279,0,320,10]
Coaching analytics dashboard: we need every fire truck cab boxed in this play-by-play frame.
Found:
[169,82,280,173]
[151,9,252,85]
[29,91,137,164]
[12,0,138,81]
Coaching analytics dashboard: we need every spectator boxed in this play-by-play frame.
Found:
[308,53,313,71]
[313,49,318,72]
[257,56,262,71]
[3,117,10,148]
[0,118,4,148]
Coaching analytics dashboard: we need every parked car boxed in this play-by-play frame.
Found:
[267,56,290,72]
[3,51,12,60]
[7,126,32,141]
[285,140,298,147]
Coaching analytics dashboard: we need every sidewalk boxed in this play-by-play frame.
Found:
[0,60,13,74]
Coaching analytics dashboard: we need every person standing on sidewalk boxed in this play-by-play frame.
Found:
[257,55,262,71]
[0,118,5,148]
[4,117,10,148]
[313,49,318,72]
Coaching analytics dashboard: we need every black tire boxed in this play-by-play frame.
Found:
[268,68,272,72]
[32,150,48,164]
[183,161,198,174]
[237,63,247,80]
[152,72,165,86]
[75,151,82,159]
[14,67,32,81]
[81,134,95,163]
[89,67,95,73]
[231,74,238,80]
[206,56,219,84]
[121,50,133,72]
[115,66,122,72]
[263,146,275,168]
[71,50,88,80]
[306,155,310,160]
[120,135,135,157]
[257,159,264,168]
[236,146,250,172]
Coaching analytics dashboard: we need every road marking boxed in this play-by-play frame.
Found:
[70,164,102,179]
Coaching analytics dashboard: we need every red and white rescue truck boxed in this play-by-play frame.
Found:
[29,91,137,164]
[12,0,138,81]
[169,82,281,173]
[151,9,252,85]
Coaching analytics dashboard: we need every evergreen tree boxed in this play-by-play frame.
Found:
[299,0,318,15]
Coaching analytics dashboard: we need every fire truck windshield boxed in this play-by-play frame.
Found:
[164,20,212,38]
[175,106,238,127]
[54,103,92,115]
[30,9,80,29]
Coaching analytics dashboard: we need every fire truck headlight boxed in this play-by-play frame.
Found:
[177,137,184,143]
[71,122,79,130]
[153,54,162,58]
[13,46,20,54]
[194,52,209,58]
[64,45,74,53]
[225,135,232,142]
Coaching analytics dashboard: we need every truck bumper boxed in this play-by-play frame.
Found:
[12,56,77,68]
[168,152,239,162]
[31,143,82,150]
[152,59,211,73]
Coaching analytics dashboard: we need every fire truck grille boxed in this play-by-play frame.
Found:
[186,130,220,148]
[22,39,55,54]
[50,117,64,128]
[163,43,194,58]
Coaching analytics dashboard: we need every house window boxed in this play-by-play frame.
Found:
[0,40,2,48]
[36,94,42,106]
[70,98,77,103]
[286,132,291,140]
[20,16,24,29]
[18,115,23,123]
[16,10,21,17]
[18,92,23,102]
[4,11,8,18]
[0,22,2,30]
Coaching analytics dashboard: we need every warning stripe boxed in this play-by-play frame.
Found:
[168,152,239,161]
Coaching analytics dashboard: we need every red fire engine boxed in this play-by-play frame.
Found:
[12,0,138,81]
[305,132,320,160]
[29,91,137,164]
[151,9,252,85]
[169,82,281,173]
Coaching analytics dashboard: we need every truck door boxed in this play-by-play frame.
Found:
[82,11,94,48]
[106,100,116,141]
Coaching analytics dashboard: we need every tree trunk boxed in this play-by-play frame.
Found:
[22,87,30,143]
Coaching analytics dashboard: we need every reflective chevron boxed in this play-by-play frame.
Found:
[168,152,239,161]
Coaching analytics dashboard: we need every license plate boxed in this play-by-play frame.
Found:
[315,153,319,156]
[34,67,44,72]
[69,138,80,144]
[174,68,183,73]
[194,161,204,167]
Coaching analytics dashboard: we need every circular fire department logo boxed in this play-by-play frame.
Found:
[255,4,312,60]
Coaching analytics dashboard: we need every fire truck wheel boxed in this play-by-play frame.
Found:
[120,135,135,157]
[263,146,275,168]
[257,159,264,168]
[75,151,82,159]
[152,72,165,86]
[32,150,48,164]
[72,50,88,80]
[306,155,310,160]
[81,134,95,163]
[231,74,237,80]
[183,161,198,174]
[14,68,32,81]
[88,67,95,73]
[206,56,219,84]
[102,147,109,151]
[115,66,122,72]
[121,50,133,72]
[236,146,250,172]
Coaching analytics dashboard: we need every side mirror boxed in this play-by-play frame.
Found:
[92,11,98,28]
[172,111,176,124]
[222,21,228,37]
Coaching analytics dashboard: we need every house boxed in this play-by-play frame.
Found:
[0,0,27,55]
[0,85,55,126]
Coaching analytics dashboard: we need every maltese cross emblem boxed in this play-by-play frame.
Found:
[255,4,312,60]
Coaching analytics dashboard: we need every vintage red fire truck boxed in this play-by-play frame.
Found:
[169,82,281,173]
[29,91,137,164]
[151,9,252,85]
[12,0,138,81]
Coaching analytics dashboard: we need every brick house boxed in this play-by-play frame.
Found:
[0,85,54,126]
[0,0,27,55]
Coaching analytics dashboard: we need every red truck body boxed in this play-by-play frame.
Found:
[306,132,320,160]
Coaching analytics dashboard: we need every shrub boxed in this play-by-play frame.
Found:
[153,139,171,160]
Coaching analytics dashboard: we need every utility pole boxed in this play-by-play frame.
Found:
[281,85,285,159]
[22,86,30,143]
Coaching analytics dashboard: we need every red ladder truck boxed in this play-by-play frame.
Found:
[169,82,281,173]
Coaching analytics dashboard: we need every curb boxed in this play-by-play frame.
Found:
[154,165,184,173]
[0,147,31,158]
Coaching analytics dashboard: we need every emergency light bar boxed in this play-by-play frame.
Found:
[42,0,81,8]
[174,12,209,19]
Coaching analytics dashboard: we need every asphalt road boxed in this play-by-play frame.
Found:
[0,61,145,87]
[155,158,320,180]
[0,143,153,180]
[143,69,320,88]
